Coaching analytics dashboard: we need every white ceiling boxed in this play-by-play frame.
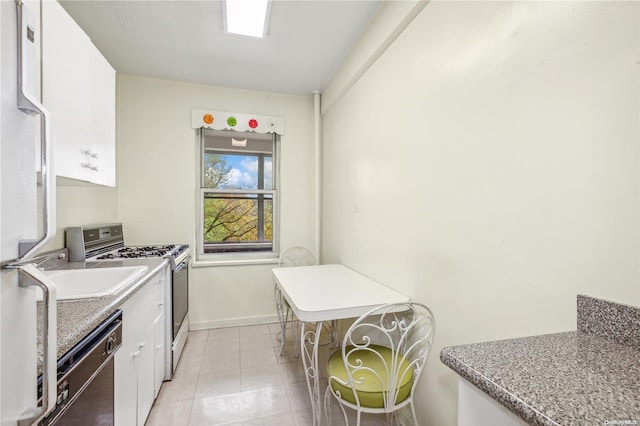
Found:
[59,0,382,96]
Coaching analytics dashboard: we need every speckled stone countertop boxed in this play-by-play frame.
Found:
[440,295,640,426]
[37,258,169,374]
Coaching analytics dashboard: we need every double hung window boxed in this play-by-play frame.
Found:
[198,129,278,260]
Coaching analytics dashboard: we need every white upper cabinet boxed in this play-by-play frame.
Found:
[87,44,116,185]
[42,0,116,187]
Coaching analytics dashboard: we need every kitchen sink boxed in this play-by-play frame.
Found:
[38,265,149,300]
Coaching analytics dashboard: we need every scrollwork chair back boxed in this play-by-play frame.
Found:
[325,302,435,425]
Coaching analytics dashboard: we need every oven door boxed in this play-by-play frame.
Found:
[172,258,189,340]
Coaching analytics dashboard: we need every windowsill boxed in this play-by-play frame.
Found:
[191,257,279,267]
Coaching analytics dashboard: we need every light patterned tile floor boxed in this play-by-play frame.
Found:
[145,323,392,426]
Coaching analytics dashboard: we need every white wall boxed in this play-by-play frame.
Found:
[46,184,118,249]
[116,76,316,328]
[321,1,640,425]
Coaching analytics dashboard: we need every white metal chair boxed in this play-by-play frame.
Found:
[324,302,435,425]
[274,246,339,357]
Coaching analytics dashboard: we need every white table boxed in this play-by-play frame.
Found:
[272,264,410,425]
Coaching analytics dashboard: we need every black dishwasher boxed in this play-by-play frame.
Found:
[39,310,122,426]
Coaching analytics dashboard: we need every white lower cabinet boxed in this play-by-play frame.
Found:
[115,267,167,426]
[458,378,528,426]
[153,311,166,396]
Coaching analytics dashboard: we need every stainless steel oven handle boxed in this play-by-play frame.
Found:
[17,264,57,426]
[174,256,191,272]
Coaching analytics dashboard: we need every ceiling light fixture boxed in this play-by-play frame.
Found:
[223,0,271,38]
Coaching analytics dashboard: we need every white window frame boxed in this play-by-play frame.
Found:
[195,129,280,265]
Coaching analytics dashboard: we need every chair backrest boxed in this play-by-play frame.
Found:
[278,246,317,267]
[330,302,435,410]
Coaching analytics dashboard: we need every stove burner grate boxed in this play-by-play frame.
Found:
[95,244,183,260]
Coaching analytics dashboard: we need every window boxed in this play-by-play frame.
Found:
[198,129,279,261]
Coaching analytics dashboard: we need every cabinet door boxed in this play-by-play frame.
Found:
[87,41,116,186]
[151,271,166,395]
[42,0,93,183]
[42,0,116,186]
[137,284,158,426]
[153,311,165,398]
[114,300,140,426]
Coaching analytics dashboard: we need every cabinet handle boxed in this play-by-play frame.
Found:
[81,149,98,159]
[139,342,146,349]
[133,350,140,358]
[80,163,99,172]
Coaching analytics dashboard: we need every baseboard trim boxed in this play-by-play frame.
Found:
[189,314,280,330]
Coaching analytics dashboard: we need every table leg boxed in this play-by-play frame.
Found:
[274,285,288,356]
[301,321,323,426]
[330,319,340,349]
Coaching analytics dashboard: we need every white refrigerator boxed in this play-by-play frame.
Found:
[1,0,57,425]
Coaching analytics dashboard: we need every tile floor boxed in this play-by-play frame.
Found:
[144,322,394,426]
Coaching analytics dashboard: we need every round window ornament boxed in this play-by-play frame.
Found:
[248,119,258,129]
[203,114,214,125]
[227,116,237,127]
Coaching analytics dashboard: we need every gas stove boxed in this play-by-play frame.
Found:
[66,224,190,269]
[91,244,190,268]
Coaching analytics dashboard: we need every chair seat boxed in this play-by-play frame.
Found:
[327,344,414,408]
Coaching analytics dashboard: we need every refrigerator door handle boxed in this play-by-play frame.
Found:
[17,264,57,426]
[15,0,57,262]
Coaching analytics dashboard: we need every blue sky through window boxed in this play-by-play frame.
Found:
[223,154,272,189]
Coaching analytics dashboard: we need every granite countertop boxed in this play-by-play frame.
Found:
[37,257,169,374]
[440,295,640,426]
